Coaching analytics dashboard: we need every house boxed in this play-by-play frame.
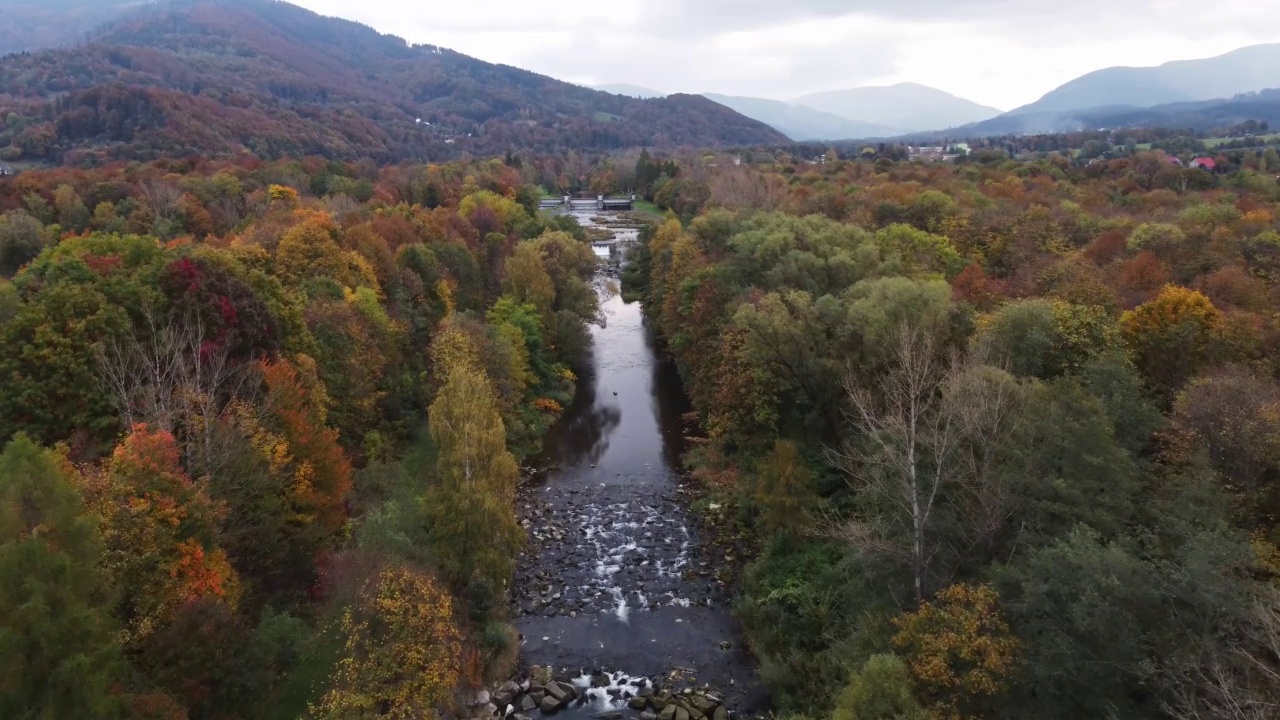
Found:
[909,146,946,161]
[1168,157,1184,167]
[0,165,10,177]
[1190,157,1217,171]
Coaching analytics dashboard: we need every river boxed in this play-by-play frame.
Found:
[511,210,766,717]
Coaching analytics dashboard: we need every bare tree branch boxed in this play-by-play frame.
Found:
[95,304,256,477]
[827,322,1027,605]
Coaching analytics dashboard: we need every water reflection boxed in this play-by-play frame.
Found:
[539,353,623,469]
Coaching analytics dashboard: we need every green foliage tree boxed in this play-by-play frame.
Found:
[831,655,928,720]
[978,299,1119,379]
[753,440,815,535]
[0,436,125,719]
[0,210,51,276]
[424,325,523,595]
[995,524,1248,720]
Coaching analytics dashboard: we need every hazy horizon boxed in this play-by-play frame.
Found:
[291,0,1280,109]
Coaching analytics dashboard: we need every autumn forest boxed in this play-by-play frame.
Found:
[3,1,1280,720]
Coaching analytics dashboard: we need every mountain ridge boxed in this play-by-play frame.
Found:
[593,83,666,99]
[1008,44,1280,117]
[900,88,1280,142]
[794,82,1003,133]
[0,0,787,163]
[700,93,897,140]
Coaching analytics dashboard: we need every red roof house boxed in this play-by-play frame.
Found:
[1191,157,1217,171]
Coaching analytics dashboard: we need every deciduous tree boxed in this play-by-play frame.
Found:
[310,565,462,720]
[891,583,1020,720]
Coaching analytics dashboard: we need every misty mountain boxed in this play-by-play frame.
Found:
[0,0,786,163]
[793,83,1002,133]
[701,94,897,140]
[0,0,145,55]
[593,83,666,99]
[903,88,1280,142]
[1009,44,1280,116]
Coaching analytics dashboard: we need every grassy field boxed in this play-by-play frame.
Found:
[627,199,666,223]
[1203,133,1280,149]
[1131,134,1280,153]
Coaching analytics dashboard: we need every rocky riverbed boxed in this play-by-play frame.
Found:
[505,211,766,719]
[457,669,738,720]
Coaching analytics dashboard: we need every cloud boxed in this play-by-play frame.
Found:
[290,0,1280,109]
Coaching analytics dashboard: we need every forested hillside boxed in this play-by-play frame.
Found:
[624,149,1280,719]
[0,0,785,164]
[924,87,1280,139]
[0,154,601,718]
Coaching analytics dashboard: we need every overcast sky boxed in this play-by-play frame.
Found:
[293,0,1280,110]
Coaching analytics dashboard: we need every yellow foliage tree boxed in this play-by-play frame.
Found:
[276,214,379,291]
[891,583,1020,720]
[425,324,523,592]
[1120,284,1225,397]
[310,565,463,720]
[503,243,556,320]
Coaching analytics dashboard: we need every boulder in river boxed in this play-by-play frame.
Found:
[628,696,650,710]
[658,705,677,720]
[519,695,538,712]
[540,696,561,714]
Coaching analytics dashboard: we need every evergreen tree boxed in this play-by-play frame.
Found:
[0,436,125,719]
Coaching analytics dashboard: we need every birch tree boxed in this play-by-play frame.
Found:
[832,323,1025,604]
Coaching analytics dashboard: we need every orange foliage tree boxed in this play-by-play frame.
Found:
[237,357,353,538]
[892,583,1021,720]
[82,424,239,647]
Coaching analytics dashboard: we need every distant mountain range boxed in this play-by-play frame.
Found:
[793,83,1002,135]
[8,1,1280,154]
[906,44,1280,140]
[0,0,786,163]
[1008,44,1280,117]
[598,45,1280,143]
[701,94,897,141]
[591,83,1002,141]
[905,88,1280,141]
